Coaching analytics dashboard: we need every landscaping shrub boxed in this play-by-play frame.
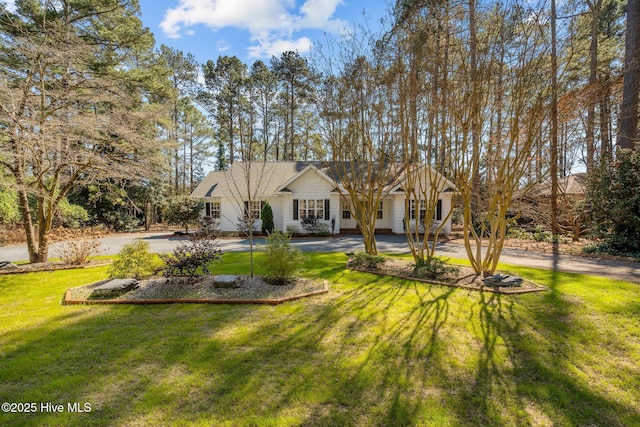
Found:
[300,215,318,234]
[346,252,387,270]
[261,202,275,235]
[413,257,459,280]
[315,222,331,236]
[161,230,222,281]
[584,146,640,256]
[109,240,163,280]
[286,224,301,235]
[260,231,308,285]
[55,236,103,265]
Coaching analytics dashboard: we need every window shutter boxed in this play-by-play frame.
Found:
[324,199,330,220]
[293,199,298,220]
[436,199,442,221]
[244,201,249,217]
[205,202,211,217]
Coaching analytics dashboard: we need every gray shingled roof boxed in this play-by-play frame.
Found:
[191,162,317,198]
[191,161,455,198]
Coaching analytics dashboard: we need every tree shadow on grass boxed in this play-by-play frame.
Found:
[452,270,640,427]
[1,264,639,426]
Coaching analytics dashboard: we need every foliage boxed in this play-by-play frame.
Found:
[285,224,301,235]
[55,237,103,265]
[165,196,203,234]
[259,231,308,285]
[508,225,570,244]
[346,252,387,270]
[161,230,222,281]
[413,257,460,280]
[0,0,170,263]
[0,185,19,224]
[261,201,275,235]
[54,198,89,229]
[584,147,640,255]
[315,222,331,237]
[300,215,319,233]
[108,241,163,280]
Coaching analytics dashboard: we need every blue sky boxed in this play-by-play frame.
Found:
[137,0,391,65]
[2,0,390,64]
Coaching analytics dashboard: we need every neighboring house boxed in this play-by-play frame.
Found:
[514,173,587,240]
[190,161,456,235]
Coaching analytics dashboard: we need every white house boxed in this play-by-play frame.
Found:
[190,161,456,235]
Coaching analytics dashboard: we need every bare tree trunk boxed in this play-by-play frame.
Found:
[600,77,612,158]
[586,0,601,172]
[550,0,559,238]
[619,0,640,150]
[17,187,38,263]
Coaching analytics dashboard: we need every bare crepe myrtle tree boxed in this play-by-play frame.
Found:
[316,29,399,255]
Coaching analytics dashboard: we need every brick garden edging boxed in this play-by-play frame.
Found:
[63,280,329,305]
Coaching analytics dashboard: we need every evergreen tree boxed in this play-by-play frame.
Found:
[0,0,172,262]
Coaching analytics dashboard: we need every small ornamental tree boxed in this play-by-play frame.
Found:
[161,229,222,281]
[165,196,203,234]
[260,231,308,285]
[261,201,275,235]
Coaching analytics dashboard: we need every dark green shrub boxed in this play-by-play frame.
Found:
[346,252,387,270]
[109,240,164,279]
[261,201,275,235]
[260,231,308,285]
[584,146,640,256]
[413,257,459,280]
[55,198,89,229]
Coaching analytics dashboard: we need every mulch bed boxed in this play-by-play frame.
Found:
[349,258,547,295]
[0,259,112,275]
[64,275,328,305]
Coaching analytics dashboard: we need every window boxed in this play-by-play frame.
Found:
[294,199,330,220]
[299,199,324,220]
[244,201,262,219]
[409,199,442,221]
[342,200,351,219]
[377,201,383,219]
[205,201,220,219]
[409,199,426,220]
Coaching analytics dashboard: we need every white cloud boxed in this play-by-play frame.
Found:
[159,0,345,57]
[247,36,313,58]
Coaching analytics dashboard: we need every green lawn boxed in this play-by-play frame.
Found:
[0,252,639,426]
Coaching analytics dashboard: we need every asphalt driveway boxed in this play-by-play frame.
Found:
[1,232,638,283]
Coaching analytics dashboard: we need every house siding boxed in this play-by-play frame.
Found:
[283,168,337,233]
[193,161,455,236]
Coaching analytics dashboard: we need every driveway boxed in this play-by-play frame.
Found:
[1,232,638,283]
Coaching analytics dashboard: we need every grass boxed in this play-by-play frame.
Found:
[0,252,639,426]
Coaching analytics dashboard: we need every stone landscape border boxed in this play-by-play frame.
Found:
[63,280,329,305]
[348,267,548,294]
